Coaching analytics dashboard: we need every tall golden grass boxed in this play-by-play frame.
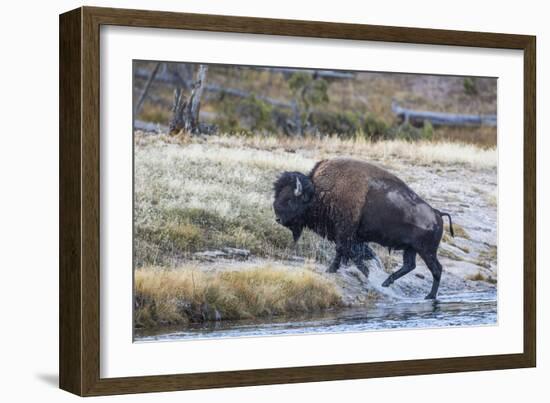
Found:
[134,264,343,328]
[209,133,497,168]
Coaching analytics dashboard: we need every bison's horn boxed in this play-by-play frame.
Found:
[294,177,303,197]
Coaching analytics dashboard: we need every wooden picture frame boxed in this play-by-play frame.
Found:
[59,6,536,396]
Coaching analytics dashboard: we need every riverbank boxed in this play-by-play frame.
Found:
[134,263,343,328]
[135,289,497,341]
[134,133,498,332]
[134,254,496,329]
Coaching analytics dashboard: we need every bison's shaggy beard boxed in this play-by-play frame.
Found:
[290,221,305,243]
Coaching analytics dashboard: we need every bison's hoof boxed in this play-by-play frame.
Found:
[326,266,339,273]
[424,294,437,300]
[381,277,393,287]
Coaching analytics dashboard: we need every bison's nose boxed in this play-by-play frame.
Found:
[275,218,281,223]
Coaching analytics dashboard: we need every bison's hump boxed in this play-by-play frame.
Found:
[310,158,388,227]
[308,157,435,232]
[311,158,401,183]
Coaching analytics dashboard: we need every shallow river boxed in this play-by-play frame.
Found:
[134,290,497,342]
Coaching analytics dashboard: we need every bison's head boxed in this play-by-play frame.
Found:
[273,172,315,242]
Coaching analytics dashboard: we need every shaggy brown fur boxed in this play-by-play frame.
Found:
[308,158,400,240]
[273,157,454,299]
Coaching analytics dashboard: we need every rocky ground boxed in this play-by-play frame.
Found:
[186,156,498,304]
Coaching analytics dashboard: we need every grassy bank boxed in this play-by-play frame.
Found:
[207,134,497,168]
[134,264,343,328]
[134,132,496,267]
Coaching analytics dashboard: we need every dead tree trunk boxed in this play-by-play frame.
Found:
[291,99,303,136]
[169,64,209,134]
[169,87,187,134]
[185,65,208,133]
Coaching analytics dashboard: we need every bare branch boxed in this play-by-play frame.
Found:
[134,62,161,116]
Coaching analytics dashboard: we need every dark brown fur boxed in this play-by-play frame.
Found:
[273,158,454,299]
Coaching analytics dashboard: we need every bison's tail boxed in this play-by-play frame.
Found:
[437,210,454,237]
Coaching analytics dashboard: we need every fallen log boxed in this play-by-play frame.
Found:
[133,120,168,133]
[392,101,496,127]
[258,67,355,80]
[133,114,216,134]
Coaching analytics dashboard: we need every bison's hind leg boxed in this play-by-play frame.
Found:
[420,252,443,299]
[382,248,416,287]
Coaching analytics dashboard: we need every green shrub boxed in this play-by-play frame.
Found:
[214,98,240,133]
[362,114,392,141]
[390,121,434,142]
[236,95,274,132]
[391,122,422,141]
[288,72,330,133]
[463,77,478,96]
[214,94,274,133]
[421,120,434,141]
[288,73,329,106]
[310,111,361,136]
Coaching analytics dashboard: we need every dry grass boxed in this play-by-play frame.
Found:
[438,248,463,261]
[135,264,343,328]
[434,126,497,149]
[134,133,495,267]
[485,191,498,208]
[442,222,470,243]
[208,134,497,168]
[134,133,333,266]
[466,271,497,284]
[476,245,498,269]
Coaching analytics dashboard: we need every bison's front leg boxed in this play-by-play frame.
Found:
[351,251,370,278]
[351,243,375,261]
[343,238,370,278]
[328,238,370,279]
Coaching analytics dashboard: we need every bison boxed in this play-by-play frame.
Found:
[273,158,454,299]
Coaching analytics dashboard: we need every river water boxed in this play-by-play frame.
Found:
[134,290,497,342]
